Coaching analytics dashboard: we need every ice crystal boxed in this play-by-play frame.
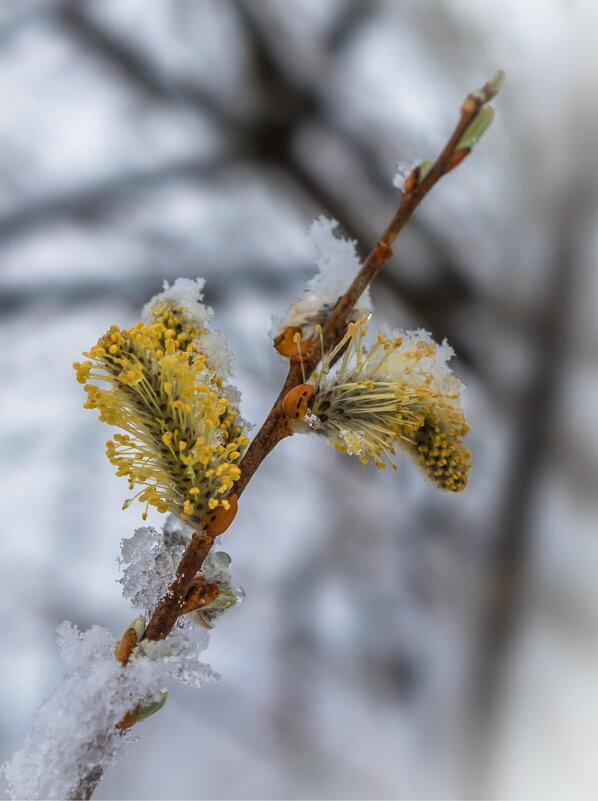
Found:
[306,216,371,306]
[119,518,243,631]
[162,511,193,547]
[3,613,216,800]
[274,216,371,345]
[137,622,217,688]
[119,525,187,616]
[3,623,171,800]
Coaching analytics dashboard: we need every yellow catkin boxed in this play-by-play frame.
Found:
[74,301,247,526]
[298,317,471,492]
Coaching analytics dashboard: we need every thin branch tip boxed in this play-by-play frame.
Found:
[487,69,506,97]
[140,74,504,650]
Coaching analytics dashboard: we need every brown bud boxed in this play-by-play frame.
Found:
[116,706,138,730]
[282,384,315,421]
[274,326,312,358]
[203,494,238,537]
[445,148,470,172]
[403,170,420,194]
[178,577,221,616]
[114,627,138,666]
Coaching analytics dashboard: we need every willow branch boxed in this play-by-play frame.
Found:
[141,70,503,640]
[231,70,504,499]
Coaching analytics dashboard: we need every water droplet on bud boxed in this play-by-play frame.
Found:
[234,587,246,604]
[213,551,232,569]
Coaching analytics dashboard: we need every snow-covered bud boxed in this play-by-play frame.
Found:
[114,616,146,665]
[274,216,371,356]
[133,691,168,723]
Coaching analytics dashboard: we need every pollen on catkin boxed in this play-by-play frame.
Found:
[290,317,471,492]
[73,282,248,527]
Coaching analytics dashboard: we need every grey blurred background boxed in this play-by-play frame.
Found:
[1,1,597,798]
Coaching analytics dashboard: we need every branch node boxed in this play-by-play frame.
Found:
[178,577,221,616]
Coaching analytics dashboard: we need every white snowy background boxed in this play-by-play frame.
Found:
[1,1,598,798]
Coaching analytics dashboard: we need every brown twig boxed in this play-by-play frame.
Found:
[143,531,215,641]
[140,71,503,646]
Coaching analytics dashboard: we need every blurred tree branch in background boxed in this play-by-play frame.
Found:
[0,1,597,798]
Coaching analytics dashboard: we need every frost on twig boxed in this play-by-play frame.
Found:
[120,515,244,629]
[119,523,188,618]
[3,512,247,800]
[2,621,212,800]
